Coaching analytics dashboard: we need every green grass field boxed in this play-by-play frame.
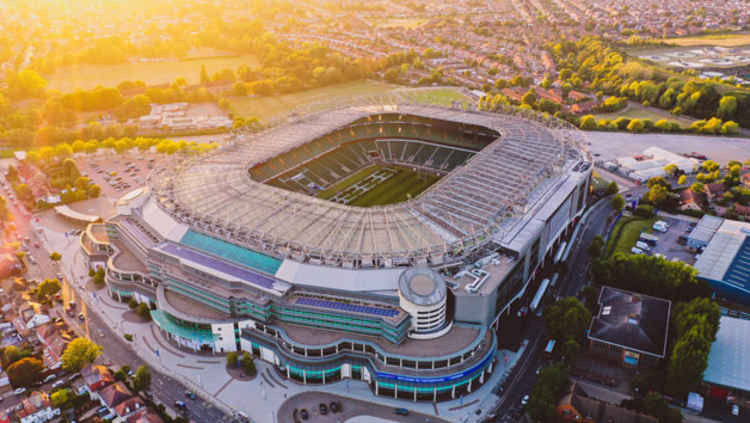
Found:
[317,165,440,207]
[45,54,260,91]
[227,82,473,122]
[607,217,658,257]
[664,32,750,47]
[593,102,694,127]
[316,165,382,200]
[227,80,398,122]
[398,88,472,107]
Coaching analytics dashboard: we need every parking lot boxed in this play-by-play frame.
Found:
[627,216,697,264]
[75,152,171,199]
[278,391,447,423]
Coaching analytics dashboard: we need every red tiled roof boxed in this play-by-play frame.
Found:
[99,382,133,408]
[114,396,145,417]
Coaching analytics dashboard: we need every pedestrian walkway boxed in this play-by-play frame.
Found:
[52,225,525,423]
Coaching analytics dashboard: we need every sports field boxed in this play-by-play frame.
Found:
[227,81,473,122]
[664,32,750,47]
[317,165,440,207]
[45,54,260,91]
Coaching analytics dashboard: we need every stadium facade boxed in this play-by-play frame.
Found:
[80,102,591,401]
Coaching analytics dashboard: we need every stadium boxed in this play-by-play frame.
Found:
[80,99,592,401]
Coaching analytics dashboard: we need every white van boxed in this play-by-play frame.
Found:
[635,241,651,251]
[652,222,668,233]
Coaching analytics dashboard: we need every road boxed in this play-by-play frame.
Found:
[491,194,617,422]
[2,181,233,423]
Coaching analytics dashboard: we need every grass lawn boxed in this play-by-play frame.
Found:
[593,102,695,127]
[663,32,750,47]
[349,167,439,207]
[227,82,471,122]
[226,80,398,122]
[316,165,381,200]
[45,54,260,91]
[607,217,658,257]
[398,88,472,107]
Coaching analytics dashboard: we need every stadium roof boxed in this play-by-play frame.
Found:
[704,316,750,392]
[588,286,671,358]
[152,102,586,266]
[694,218,750,290]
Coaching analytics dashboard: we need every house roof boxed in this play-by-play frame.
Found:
[17,391,51,418]
[559,382,658,423]
[98,382,132,408]
[587,286,671,358]
[81,364,114,390]
[128,411,164,423]
[114,396,145,417]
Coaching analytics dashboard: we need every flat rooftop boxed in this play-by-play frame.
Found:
[704,316,750,392]
[588,286,671,358]
[163,288,230,321]
[279,320,481,358]
[694,218,750,289]
[111,239,147,273]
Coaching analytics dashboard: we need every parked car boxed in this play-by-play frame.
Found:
[14,387,26,395]
[299,409,309,420]
[43,374,57,383]
[631,247,646,255]
[330,401,341,413]
[185,391,196,399]
[635,241,651,251]
[319,403,328,415]
[517,306,529,318]
[394,408,409,416]
[174,400,186,409]
[521,394,530,406]
[78,313,85,321]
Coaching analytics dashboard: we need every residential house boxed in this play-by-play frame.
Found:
[114,396,146,420]
[81,364,115,393]
[97,382,134,417]
[587,286,672,367]
[128,411,164,423]
[734,204,750,219]
[35,325,66,369]
[558,382,658,423]
[16,391,60,423]
[705,182,726,201]
[679,188,702,211]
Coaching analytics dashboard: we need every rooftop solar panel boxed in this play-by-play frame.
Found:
[296,297,398,317]
[158,242,276,290]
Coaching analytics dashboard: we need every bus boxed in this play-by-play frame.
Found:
[530,278,551,312]
[544,339,556,356]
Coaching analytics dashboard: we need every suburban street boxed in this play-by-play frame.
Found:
[491,192,617,422]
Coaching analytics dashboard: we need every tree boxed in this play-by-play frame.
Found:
[128,298,138,310]
[526,364,570,423]
[587,235,605,259]
[691,182,705,195]
[606,181,619,196]
[200,65,209,85]
[133,365,152,391]
[717,95,737,120]
[521,89,537,107]
[36,278,61,300]
[240,352,256,376]
[677,175,687,185]
[7,357,44,387]
[721,120,740,135]
[621,393,682,423]
[2,345,31,366]
[610,194,625,211]
[49,251,62,262]
[666,325,711,397]
[646,184,670,207]
[51,389,71,409]
[226,351,239,367]
[543,297,592,347]
[61,338,102,371]
[137,302,152,321]
[664,164,678,178]
[592,253,710,302]
[93,267,105,286]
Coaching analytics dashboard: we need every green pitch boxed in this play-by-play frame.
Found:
[317,165,440,206]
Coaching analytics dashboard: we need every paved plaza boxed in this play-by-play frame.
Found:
[38,217,524,423]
